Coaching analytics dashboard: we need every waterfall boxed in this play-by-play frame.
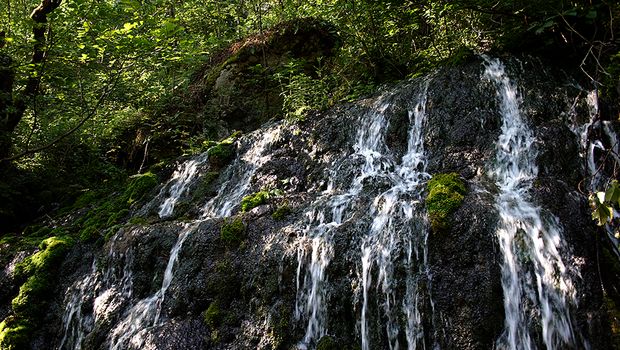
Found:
[202,124,282,218]
[484,57,577,350]
[295,95,394,348]
[58,124,283,350]
[294,82,433,349]
[106,222,197,350]
[58,236,135,350]
[158,153,209,218]
[360,82,430,350]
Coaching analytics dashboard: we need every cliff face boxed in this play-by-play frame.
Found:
[2,56,619,350]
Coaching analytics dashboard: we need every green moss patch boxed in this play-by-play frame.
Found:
[0,235,74,350]
[220,217,246,247]
[75,172,158,241]
[202,301,222,328]
[241,191,270,212]
[271,204,291,220]
[425,173,467,232]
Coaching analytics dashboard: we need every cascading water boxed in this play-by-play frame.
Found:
[106,222,198,350]
[295,82,434,350]
[158,153,209,218]
[360,83,430,350]
[58,235,135,350]
[58,126,283,350]
[202,125,282,218]
[484,57,578,350]
[294,95,395,348]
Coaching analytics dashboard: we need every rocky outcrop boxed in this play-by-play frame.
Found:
[2,56,618,350]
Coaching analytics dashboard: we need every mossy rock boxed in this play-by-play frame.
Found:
[208,143,235,167]
[1,235,74,350]
[241,191,270,212]
[203,302,222,328]
[271,204,291,220]
[317,335,338,350]
[220,217,246,247]
[425,173,467,232]
[0,318,31,350]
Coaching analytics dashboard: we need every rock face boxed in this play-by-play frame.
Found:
[5,56,619,350]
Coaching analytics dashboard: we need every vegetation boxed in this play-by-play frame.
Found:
[425,173,467,232]
[0,235,74,349]
[0,0,617,234]
[202,301,222,328]
[220,217,246,247]
[271,204,292,220]
[240,191,270,212]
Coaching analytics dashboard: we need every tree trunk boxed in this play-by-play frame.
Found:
[0,0,62,160]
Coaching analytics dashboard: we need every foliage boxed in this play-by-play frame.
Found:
[0,0,617,231]
[590,180,620,227]
[425,173,467,232]
[0,235,73,349]
[75,172,158,241]
[220,217,246,247]
[275,59,331,120]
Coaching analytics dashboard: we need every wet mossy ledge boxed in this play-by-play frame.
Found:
[425,173,467,232]
[0,236,74,350]
[220,217,246,248]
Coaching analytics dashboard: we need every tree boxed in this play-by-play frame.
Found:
[0,0,62,160]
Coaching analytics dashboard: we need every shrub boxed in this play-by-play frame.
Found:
[425,173,466,232]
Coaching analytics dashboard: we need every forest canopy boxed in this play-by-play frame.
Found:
[0,0,618,230]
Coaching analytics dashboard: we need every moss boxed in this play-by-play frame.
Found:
[425,173,466,232]
[202,302,222,328]
[1,235,73,350]
[317,335,338,350]
[125,172,158,205]
[241,191,270,212]
[207,143,235,167]
[604,294,620,348]
[0,318,31,350]
[76,172,158,241]
[271,204,291,220]
[220,217,246,247]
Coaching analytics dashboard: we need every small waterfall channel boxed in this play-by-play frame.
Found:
[483,57,579,350]
[294,82,434,350]
[58,126,282,350]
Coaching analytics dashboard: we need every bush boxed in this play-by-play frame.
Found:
[425,173,466,232]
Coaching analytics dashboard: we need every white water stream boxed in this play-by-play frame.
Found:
[295,83,433,350]
[484,57,577,350]
[59,126,282,350]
